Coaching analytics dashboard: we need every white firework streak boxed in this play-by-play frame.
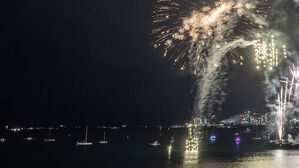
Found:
[152,0,269,119]
[288,64,299,100]
[276,65,299,141]
[277,87,286,141]
[194,39,256,118]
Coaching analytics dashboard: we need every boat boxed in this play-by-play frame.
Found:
[149,140,161,146]
[0,138,7,143]
[99,131,108,144]
[77,125,92,146]
[235,137,241,144]
[251,137,262,140]
[24,137,35,141]
[267,139,299,149]
[44,128,56,142]
[210,135,216,142]
[170,136,174,143]
[45,139,56,142]
[251,126,262,140]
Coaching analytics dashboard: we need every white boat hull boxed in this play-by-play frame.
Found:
[251,137,262,140]
[77,125,92,146]
[24,137,35,141]
[77,142,92,145]
[149,141,161,146]
[99,141,108,144]
[44,139,56,142]
[0,138,7,143]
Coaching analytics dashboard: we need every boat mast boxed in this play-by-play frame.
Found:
[85,125,88,142]
[103,132,106,141]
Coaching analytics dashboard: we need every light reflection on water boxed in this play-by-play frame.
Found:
[3,128,299,168]
[274,150,299,168]
[180,150,299,168]
[178,149,299,168]
[183,151,199,168]
[275,150,285,167]
[169,138,299,168]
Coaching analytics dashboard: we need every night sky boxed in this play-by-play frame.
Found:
[1,0,297,125]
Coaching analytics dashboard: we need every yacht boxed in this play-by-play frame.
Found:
[99,131,108,144]
[251,137,262,140]
[149,140,161,146]
[0,138,7,143]
[44,128,56,142]
[24,137,35,141]
[77,125,92,145]
[170,136,174,144]
[251,127,262,140]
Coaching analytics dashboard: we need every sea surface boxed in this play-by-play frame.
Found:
[1,127,299,168]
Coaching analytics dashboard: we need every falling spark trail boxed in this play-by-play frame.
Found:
[254,34,287,71]
[152,0,271,119]
[277,64,299,141]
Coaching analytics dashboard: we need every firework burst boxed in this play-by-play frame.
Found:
[152,0,270,70]
[254,34,287,71]
[276,64,299,141]
[288,65,299,101]
[152,0,271,118]
[277,84,287,141]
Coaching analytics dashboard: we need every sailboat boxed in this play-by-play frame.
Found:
[170,136,174,144]
[149,140,161,146]
[99,131,108,144]
[0,138,7,143]
[77,125,92,145]
[251,126,262,140]
[44,128,56,142]
[24,137,35,141]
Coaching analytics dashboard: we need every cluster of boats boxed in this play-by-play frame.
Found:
[1,125,173,147]
[76,126,108,146]
[0,125,108,145]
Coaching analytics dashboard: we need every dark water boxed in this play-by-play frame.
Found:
[1,128,299,168]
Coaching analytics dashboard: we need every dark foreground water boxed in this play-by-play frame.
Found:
[1,127,299,168]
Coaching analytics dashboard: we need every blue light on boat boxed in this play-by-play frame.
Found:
[210,135,216,142]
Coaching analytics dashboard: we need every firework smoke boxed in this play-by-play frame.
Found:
[152,0,269,119]
[277,85,287,140]
[288,65,299,101]
[261,30,291,122]
[194,38,255,118]
[254,34,287,70]
[273,64,299,141]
